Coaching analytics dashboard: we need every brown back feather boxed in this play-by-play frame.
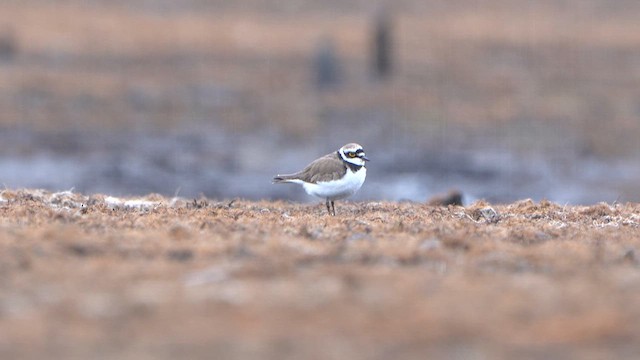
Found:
[278,152,347,184]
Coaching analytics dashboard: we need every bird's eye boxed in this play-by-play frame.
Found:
[348,152,356,158]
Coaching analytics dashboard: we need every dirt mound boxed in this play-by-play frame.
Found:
[1,189,639,359]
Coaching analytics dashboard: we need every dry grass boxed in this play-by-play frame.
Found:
[1,189,640,359]
[2,1,640,154]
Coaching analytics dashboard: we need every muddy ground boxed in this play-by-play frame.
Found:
[1,189,639,359]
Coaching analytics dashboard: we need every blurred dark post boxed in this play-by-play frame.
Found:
[313,37,341,90]
[371,7,393,80]
[0,27,17,63]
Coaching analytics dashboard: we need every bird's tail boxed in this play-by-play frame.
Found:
[272,174,299,184]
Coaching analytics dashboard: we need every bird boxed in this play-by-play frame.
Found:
[273,143,369,215]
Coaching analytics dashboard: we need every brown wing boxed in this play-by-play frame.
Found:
[295,152,347,183]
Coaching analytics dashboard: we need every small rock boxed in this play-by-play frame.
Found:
[478,207,500,223]
[427,190,464,206]
[467,205,501,223]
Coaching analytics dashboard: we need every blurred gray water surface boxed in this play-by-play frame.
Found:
[1,127,637,204]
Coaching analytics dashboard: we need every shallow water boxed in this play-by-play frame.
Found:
[0,128,637,204]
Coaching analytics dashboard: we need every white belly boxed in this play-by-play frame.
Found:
[302,167,366,200]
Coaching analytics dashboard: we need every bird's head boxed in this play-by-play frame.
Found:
[339,143,369,166]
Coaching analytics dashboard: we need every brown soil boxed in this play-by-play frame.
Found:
[1,189,639,359]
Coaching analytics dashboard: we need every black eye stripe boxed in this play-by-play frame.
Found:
[355,149,364,154]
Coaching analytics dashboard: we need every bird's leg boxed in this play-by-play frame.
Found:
[325,199,332,215]
[331,201,336,216]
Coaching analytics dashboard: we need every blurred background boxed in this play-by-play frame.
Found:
[1,0,640,204]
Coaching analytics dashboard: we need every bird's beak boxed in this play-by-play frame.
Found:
[361,155,370,161]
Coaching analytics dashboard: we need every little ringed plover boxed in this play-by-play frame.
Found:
[273,143,369,215]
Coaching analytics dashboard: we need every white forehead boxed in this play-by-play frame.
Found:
[341,143,364,152]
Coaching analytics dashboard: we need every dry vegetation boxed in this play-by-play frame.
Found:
[1,189,640,359]
[2,1,640,154]
[2,1,640,356]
